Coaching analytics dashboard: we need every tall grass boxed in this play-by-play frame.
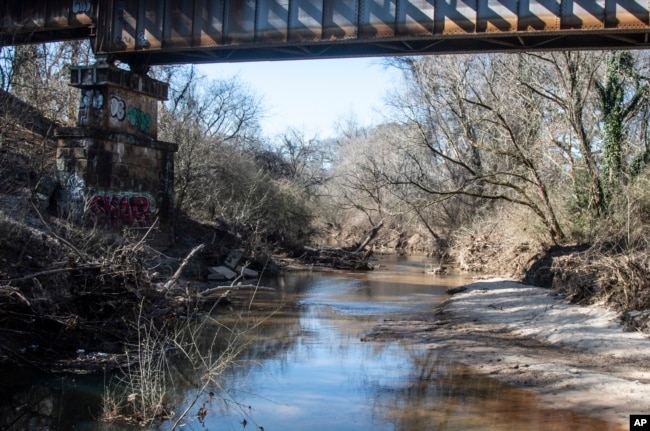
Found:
[101,271,273,429]
[102,304,173,425]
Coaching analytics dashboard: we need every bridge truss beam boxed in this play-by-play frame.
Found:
[1,0,650,65]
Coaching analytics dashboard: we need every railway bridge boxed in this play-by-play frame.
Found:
[3,0,650,64]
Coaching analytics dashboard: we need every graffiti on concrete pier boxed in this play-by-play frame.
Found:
[126,106,151,133]
[88,192,155,228]
[109,95,126,121]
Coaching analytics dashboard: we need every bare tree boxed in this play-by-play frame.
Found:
[518,52,607,217]
[383,54,566,241]
[158,67,263,215]
[157,66,313,250]
[10,41,93,127]
[275,127,334,195]
[0,41,94,184]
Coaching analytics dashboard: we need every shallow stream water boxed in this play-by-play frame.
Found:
[0,255,622,430]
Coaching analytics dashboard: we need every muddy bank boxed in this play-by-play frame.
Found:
[363,279,650,429]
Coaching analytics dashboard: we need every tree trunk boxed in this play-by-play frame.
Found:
[355,220,384,253]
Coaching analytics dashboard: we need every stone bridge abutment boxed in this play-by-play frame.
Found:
[54,62,177,228]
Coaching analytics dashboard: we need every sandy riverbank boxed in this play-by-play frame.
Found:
[363,279,650,428]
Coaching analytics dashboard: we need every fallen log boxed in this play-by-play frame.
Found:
[200,284,275,297]
[162,244,205,291]
[355,220,384,253]
[300,246,373,270]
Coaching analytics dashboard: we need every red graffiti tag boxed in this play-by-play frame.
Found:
[89,194,154,228]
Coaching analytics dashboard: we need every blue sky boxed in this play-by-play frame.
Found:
[198,57,400,139]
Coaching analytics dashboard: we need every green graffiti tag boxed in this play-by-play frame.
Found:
[127,106,151,132]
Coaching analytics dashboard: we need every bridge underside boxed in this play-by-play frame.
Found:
[110,30,650,65]
[0,1,95,46]
[2,0,650,66]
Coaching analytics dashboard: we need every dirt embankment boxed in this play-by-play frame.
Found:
[363,279,650,429]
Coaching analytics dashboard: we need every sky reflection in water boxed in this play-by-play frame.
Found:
[169,258,620,431]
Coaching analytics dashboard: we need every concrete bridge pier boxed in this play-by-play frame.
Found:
[54,61,177,228]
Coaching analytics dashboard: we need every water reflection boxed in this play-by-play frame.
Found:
[0,256,625,430]
[167,259,622,431]
[0,366,106,430]
[371,349,621,431]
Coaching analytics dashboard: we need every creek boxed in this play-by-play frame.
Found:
[0,255,618,430]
